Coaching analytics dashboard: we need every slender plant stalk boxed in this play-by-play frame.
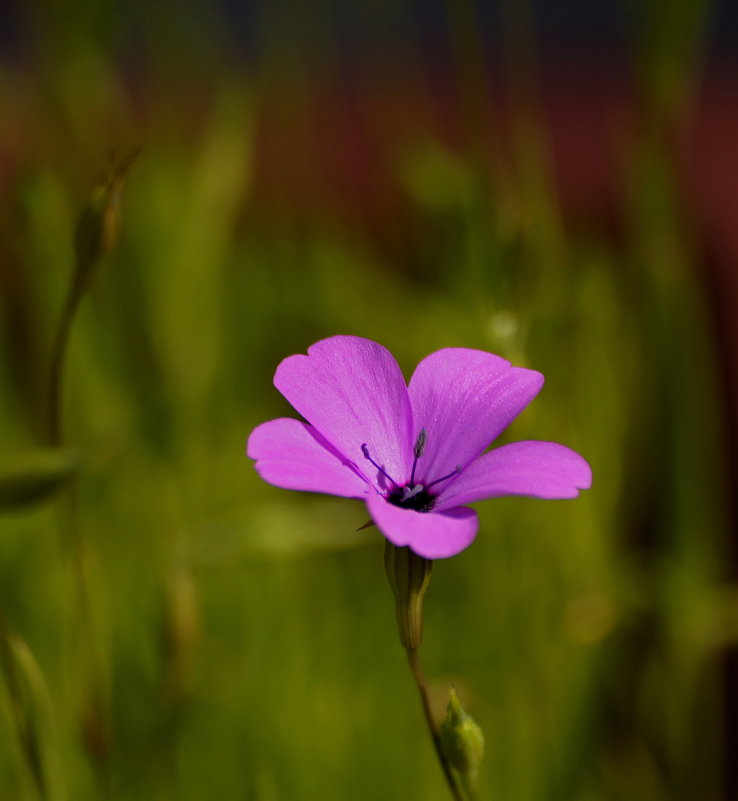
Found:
[47,286,83,447]
[385,542,466,799]
[43,156,137,782]
[49,146,139,446]
[47,282,92,621]
[406,647,465,801]
[48,288,113,787]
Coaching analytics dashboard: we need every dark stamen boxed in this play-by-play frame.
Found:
[361,444,398,487]
[426,465,462,490]
[410,428,427,485]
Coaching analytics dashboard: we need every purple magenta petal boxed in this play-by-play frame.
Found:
[247,418,369,498]
[435,440,592,510]
[407,348,544,485]
[274,336,414,490]
[366,491,478,559]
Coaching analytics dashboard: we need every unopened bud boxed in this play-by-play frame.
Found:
[439,688,485,792]
[72,147,139,297]
[384,541,432,651]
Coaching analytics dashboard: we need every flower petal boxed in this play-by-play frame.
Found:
[366,491,478,559]
[435,440,592,509]
[247,418,369,498]
[274,336,413,488]
[407,348,544,484]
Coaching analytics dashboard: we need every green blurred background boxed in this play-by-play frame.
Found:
[1,1,737,799]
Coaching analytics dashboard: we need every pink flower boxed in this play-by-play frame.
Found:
[247,336,591,559]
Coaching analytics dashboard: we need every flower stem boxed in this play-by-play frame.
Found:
[406,646,465,801]
[46,244,113,782]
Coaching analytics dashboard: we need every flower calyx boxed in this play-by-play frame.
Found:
[384,540,432,651]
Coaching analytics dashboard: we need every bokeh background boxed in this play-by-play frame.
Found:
[1,1,737,799]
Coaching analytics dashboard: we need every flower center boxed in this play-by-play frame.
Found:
[386,484,436,512]
[361,429,461,514]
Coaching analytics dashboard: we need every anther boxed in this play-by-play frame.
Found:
[361,444,398,487]
[410,428,427,485]
[426,465,462,490]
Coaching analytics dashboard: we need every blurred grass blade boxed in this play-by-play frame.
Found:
[0,449,79,511]
[0,623,65,801]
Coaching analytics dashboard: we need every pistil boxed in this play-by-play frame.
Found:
[401,485,424,503]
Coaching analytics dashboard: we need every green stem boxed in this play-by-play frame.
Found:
[47,286,82,446]
[406,647,465,801]
[47,279,112,781]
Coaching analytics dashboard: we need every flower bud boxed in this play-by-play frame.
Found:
[384,542,432,651]
[439,688,485,792]
[72,148,139,298]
